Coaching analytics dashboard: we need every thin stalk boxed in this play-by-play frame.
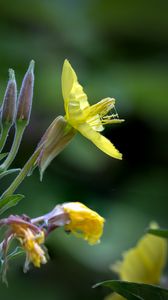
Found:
[31,215,46,224]
[1,146,41,198]
[0,168,20,180]
[0,123,25,172]
[0,125,10,153]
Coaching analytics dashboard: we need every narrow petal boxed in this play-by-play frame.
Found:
[61,60,89,120]
[88,97,115,117]
[77,123,122,159]
[61,59,76,104]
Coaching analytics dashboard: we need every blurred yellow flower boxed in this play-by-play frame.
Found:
[11,223,47,269]
[105,223,167,300]
[62,59,123,159]
[63,202,105,245]
[105,293,124,300]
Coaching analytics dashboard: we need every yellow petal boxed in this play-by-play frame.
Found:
[104,293,125,300]
[88,98,115,117]
[111,223,167,284]
[77,123,122,159]
[61,59,89,120]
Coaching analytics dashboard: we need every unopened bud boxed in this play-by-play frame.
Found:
[16,60,34,125]
[1,69,17,126]
[36,116,76,180]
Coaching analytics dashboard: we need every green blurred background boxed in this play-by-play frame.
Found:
[0,0,168,299]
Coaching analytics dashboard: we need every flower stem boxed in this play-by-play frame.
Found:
[1,146,41,198]
[0,125,10,153]
[0,123,25,172]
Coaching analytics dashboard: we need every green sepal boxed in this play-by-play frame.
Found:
[147,228,168,238]
[37,116,76,181]
[0,194,25,215]
[93,280,168,300]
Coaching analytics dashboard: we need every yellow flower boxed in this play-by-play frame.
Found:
[36,60,124,178]
[105,223,167,300]
[11,223,47,269]
[62,60,123,159]
[62,202,105,245]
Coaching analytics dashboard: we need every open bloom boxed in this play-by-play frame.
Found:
[62,202,105,245]
[37,60,123,178]
[105,223,167,300]
[62,60,123,159]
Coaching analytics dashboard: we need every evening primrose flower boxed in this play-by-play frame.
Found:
[62,60,123,159]
[62,202,105,245]
[105,223,167,300]
[37,60,123,178]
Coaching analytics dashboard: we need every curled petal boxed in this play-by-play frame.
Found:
[63,202,105,245]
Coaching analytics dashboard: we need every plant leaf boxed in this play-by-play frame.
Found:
[147,228,168,238]
[0,194,24,215]
[94,280,168,300]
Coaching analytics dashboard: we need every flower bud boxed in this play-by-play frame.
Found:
[62,202,105,245]
[16,60,34,125]
[1,69,17,126]
[36,116,76,180]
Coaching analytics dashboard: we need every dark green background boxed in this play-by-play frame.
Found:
[0,1,168,299]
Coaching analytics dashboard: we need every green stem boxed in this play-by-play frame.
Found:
[1,146,41,198]
[0,123,25,172]
[0,125,10,153]
[0,168,20,180]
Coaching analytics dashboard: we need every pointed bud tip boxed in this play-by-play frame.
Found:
[28,60,35,73]
[8,69,15,81]
[64,59,70,67]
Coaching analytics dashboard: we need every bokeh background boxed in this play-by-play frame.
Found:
[0,0,168,299]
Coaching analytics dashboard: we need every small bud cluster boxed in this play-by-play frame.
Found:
[0,61,34,173]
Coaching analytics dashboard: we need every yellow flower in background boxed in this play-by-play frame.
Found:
[105,293,124,300]
[105,223,167,300]
[62,60,124,160]
[63,202,105,245]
